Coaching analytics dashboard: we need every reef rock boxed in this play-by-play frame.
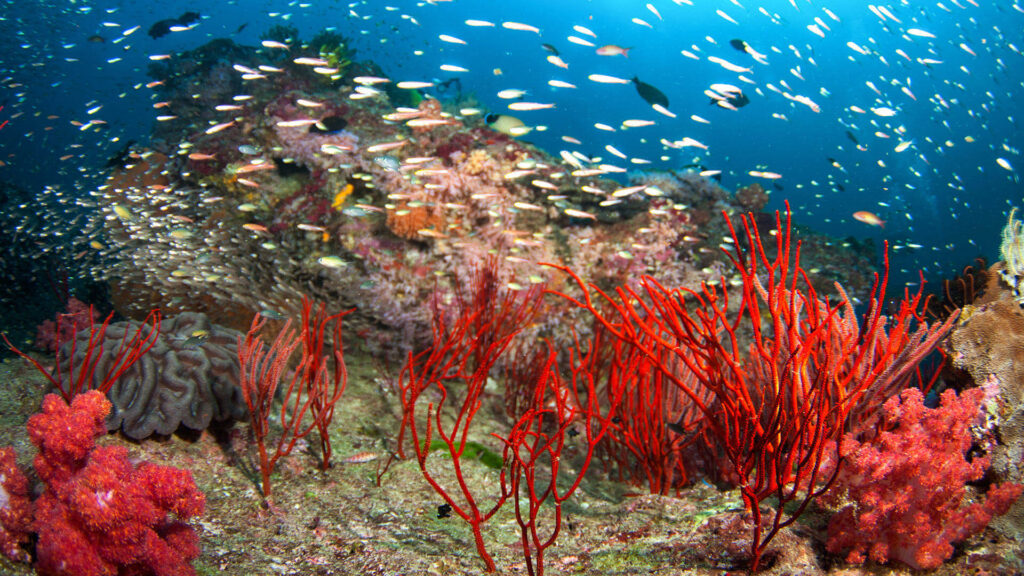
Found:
[947,266,1024,540]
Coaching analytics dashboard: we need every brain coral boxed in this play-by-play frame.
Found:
[56,312,247,439]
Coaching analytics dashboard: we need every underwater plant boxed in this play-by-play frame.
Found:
[499,341,625,576]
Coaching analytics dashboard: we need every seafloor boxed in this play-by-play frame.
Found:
[0,343,1020,576]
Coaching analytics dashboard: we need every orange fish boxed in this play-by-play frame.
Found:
[852,211,885,228]
[342,451,379,464]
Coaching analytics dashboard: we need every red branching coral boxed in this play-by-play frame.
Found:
[28,391,206,576]
[0,448,32,563]
[823,387,1023,570]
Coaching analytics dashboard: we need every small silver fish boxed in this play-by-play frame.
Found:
[341,206,369,218]
[373,155,401,172]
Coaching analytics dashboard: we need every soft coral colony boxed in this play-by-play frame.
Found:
[1,27,1021,576]
[0,391,204,576]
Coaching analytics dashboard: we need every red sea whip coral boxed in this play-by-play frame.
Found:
[547,206,957,572]
[823,386,1023,570]
[29,391,205,576]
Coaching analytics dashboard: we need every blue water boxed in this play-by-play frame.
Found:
[1,0,1021,293]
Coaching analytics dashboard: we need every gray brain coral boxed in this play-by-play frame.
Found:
[56,312,247,439]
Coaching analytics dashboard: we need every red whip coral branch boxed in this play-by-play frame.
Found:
[498,339,624,576]
[599,333,714,495]
[28,390,205,576]
[237,298,351,499]
[823,386,1023,569]
[300,299,353,470]
[544,206,957,572]
[3,307,161,402]
[397,264,541,572]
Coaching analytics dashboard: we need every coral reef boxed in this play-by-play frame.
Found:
[6,21,1024,576]
[86,32,876,362]
[733,181,769,213]
[55,312,247,439]
[822,387,1022,570]
[28,391,205,576]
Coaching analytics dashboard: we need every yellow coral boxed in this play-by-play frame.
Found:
[464,149,491,175]
[1000,207,1024,277]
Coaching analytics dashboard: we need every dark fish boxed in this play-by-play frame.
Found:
[148,11,201,39]
[845,130,859,144]
[273,157,310,177]
[235,22,249,34]
[177,12,201,25]
[309,115,348,134]
[730,38,748,53]
[541,43,559,56]
[147,19,177,39]
[710,91,749,109]
[87,35,105,43]
[436,77,463,97]
[437,503,452,519]
[632,76,669,108]
[105,141,136,169]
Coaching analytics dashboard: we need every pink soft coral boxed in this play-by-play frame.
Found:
[28,391,205,576]
[823,387,1022,569]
